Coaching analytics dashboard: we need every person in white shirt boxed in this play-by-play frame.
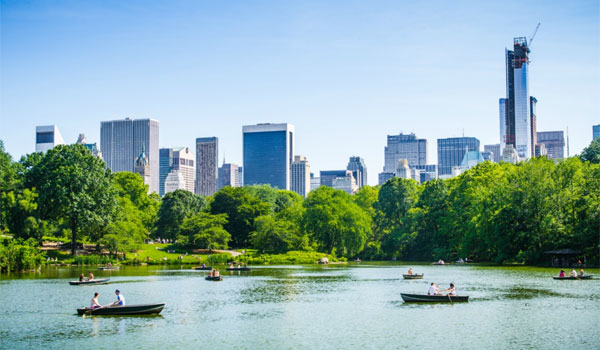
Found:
[110,290,125,306]
[427,283,437,295]
[570,269,578,277]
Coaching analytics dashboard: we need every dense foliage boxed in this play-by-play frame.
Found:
[0,138,598,270]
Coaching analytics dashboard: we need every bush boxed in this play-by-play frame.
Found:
[239,250,343,265]
[0,238,45,272]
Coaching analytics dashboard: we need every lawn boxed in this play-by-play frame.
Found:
[133,243,230,264]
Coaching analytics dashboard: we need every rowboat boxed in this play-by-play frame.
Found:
[77,303,165,316]
[403,274,424,279]
[69,278,110,285]
[226,267,251,271]
[401,293,469,303]
[553,275,593,280]
[98,266,120,271]
[193,266,213,270]
[205,276,223,281]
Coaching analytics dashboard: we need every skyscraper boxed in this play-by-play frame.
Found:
[217,162,240,190]
[35,125,65,152]
[537,131,565,160]
[346,156,367,188]
[243,123,294,190]
[500,37,535,159]
[383,133,427,171]
[484,144,501,163]
[100,118,160,193]
[593,125,600,140]
[437,137,480,177]
[195,137,218,196]
[291,155,310,198]
[320,170,354,188]
[159,147,195,196]
[76,134,102,159]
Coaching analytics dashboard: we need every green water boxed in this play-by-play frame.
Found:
[1,264,598,349]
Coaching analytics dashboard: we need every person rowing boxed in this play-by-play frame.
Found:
[79,273,85,282]
[109,289,125,306]
[90,292,102,309]
[444,283,456,296]
[408,267,414,275]
[88,272,94,281]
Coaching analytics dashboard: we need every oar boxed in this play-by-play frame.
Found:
[447,294,453,304]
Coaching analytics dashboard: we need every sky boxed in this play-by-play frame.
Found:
[1,0,599,185]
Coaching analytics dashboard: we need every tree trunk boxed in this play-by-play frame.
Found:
[71,217,78,256]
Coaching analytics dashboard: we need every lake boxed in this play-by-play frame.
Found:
[1,263,598,349]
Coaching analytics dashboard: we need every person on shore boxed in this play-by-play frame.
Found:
[79,273,85,282]
[408,267,413,275]
[427,283,436,295]
[437,259,445,265]
[445,283,456,296]
[579,269,585,276]
[559,270,565,277]
[90,292,102,309]
[110,290,125,306]
[88,272,94,281]
[570,268,577,277]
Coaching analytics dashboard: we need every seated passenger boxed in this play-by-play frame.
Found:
[579,269,585,276]
[559,270,565,277]
[90,292,102,309]
[446,283,456,296]
[408,268,413,275]
[427,283,436,295]
[570,269,577,277]
[88,272,94,281]
[79,273,85,282]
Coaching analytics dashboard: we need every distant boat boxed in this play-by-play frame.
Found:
[193,266,212,270]
[69,278,110,285]
[401,293,469,303]
[77,303,165,316]
[98,266,120,271]
[553,275,593,280]
[403,274,424,280]
[226,267,251,271]
[205,276,223,281]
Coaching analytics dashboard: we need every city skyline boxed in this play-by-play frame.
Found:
[1,1,598,186]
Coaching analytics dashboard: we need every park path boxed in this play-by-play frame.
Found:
[213,249,243,257]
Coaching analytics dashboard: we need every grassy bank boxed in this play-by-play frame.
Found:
[237,250,345,265]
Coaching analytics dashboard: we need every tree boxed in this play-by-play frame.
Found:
[250,215,308,254]
[113,172,160,232]
[302,186,371,257]
[178,212,230,249]
[25,145,117,255]
[210,186,270,247]
[580,138,600,164]
[156,190,205,240]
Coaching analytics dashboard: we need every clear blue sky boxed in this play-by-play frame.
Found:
[1,0,598,185]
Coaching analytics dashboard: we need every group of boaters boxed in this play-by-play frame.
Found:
[558,268,585,277]
[406,267,457,296]
[207,269,220,277]
[89,289,125,309]
[79,272,94,282]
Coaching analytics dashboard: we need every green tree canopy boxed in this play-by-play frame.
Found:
[25,144,117,254]
[156,189,205,240]
[580,138,600,164]
[178,212,230,249]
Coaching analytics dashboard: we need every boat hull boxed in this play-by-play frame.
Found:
[401,293,469,303]
[98,267,119,271]
[205,276,223,281]
[77,303,165,316]
[553,275,593,280]
[193,266,212,270]
[69,279,110,285]
[226,267,251,271]
[403,274,424,279]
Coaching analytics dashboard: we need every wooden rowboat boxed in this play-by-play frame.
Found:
[98,266,120,271]
[401,293,469,303]
[226,267,251,271]
[77,303,165,316]
[69,278,110,285]
[553,275,593,280]
[403,274,424,279]
[193,266,213,270]
[205,276,223,281]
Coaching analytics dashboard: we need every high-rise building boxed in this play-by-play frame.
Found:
[291,155,310,198]
[332,174,358,195]
[195,137,218,196]
[243,123,294,190]
[76,134,102,159]
[537,131,565,160]
[500,37,535,159]
[437,137,480,177]
[320,170,354,188]
[484,144,501,163]
[346,156,367,188]
[530,97,538,154]
[383,133,427,172]
[378,172,395,185]
[217,162,240,190]
[395,159,411,179]
[159,147,195,196]
[593,125,600,140]
[310,173,320,192]
[164,170,186,194]
[100,118,160,193]
[35,125,65,152]
[134,146,151,190]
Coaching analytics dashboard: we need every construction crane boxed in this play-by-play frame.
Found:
[528,22,541,47]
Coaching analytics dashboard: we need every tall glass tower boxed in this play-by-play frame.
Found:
[500,37,535,159]
[243,123,294,190]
